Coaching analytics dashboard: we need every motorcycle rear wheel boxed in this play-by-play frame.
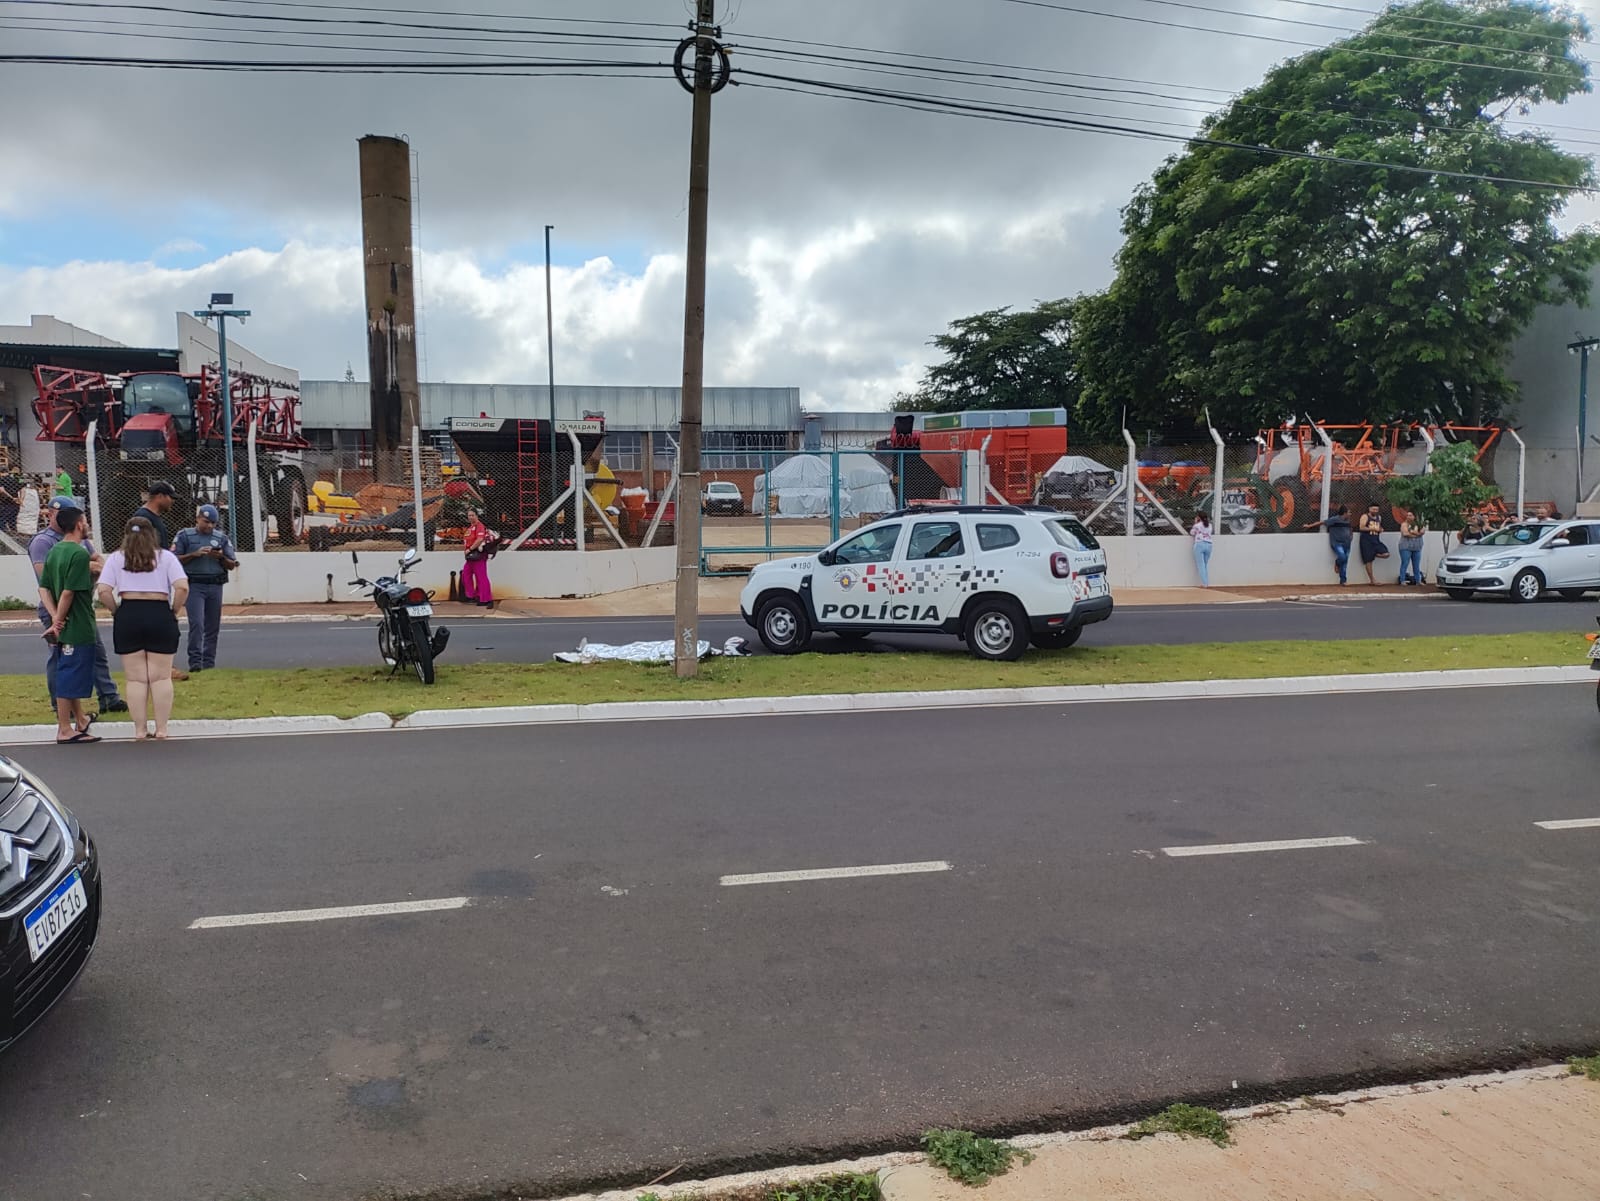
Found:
[410,626,436,685]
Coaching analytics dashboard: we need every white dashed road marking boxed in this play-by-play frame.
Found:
[1161,836,1368,858]
[189,897,472,929]
[1534,818,1600,831]
[720,861,952,887]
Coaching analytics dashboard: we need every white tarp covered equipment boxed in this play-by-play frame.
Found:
[751,454,897,518]
[1043,454,1117,478]
[553,637,751,664]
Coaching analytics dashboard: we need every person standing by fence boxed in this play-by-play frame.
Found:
[29,496,126,715]
[1357,503,1390,586]
[1189,511,1213,587]
[173,504,237,672]
[462,509,496,609]
[1397,510,1426,586]
[97,517,187,741]
[38,505,101,745]
[1314,505,1353,585]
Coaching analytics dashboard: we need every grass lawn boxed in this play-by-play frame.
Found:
[0,631,1581,726]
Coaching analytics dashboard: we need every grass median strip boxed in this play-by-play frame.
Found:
[0,631,1578,726]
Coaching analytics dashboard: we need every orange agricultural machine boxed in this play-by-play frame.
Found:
[878,409,1069,505]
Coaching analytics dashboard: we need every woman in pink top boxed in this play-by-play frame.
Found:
[96,517,189,740]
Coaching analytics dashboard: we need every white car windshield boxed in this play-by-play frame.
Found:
[707,483,738,494]
[1475,523,1553,547]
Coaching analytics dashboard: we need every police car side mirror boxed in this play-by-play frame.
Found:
[816,549,835,567]
[1552,538,1572,548]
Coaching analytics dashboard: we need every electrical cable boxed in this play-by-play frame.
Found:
[995,0,1587,83]
[735,68,1592,192]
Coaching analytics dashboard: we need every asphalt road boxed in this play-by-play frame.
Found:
[0,595,1592,673]
[2,681,1599,1201]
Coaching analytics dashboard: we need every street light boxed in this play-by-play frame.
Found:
[193,294,251,546]
[1568,335,1598,512]
[544,225,557,434]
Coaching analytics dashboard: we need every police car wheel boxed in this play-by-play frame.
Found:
[757,595,812,654]
[965,598,1028,662]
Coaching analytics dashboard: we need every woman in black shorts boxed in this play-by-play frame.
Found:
[96,516,189,740]
[1357,503,1389,586]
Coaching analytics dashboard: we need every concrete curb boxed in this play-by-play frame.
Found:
[0,666,1590,745]
[538,1066,1574,1201]
[0,712,394,745]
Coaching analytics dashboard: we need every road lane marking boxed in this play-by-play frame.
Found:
[720,860,951,887]
[1534,818,1600,830]
[188,896,472,929]
[1161,837,1367,858]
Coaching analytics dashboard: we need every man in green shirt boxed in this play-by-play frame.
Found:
[38,506,101,745]
[54,467,74,498]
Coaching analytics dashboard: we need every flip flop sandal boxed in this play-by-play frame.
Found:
[57,732,101,745]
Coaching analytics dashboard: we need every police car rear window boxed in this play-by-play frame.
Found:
[1046,517,1100,551]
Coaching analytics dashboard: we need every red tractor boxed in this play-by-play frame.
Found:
[31,364,310,549]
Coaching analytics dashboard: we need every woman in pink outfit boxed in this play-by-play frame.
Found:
[462,510,495,608]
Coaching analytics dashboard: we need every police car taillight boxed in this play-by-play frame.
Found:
[1050,552,1072,578]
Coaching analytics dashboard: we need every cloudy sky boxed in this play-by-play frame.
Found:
[4,0,1600,408]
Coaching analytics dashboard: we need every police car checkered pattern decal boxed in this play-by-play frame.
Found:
[861,563,1003,595]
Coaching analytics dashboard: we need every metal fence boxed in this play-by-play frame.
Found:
[698,447,967,576]
[1002,421,1541,537]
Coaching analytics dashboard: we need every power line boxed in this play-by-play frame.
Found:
[735,68,1592,192]
[3,0,682,28]
[0,0,673,42]
[995,0,1588,83]
[1082,0,1586,57]
[0,51,670,73]
[729,45,1600,151]
[0,15,675,58]
[729,35,1600,147]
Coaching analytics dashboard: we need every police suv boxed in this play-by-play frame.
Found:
[739,505,1113,661]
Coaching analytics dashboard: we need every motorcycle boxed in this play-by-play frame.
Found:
[351,548,450,685]
[1589,617,1600,715]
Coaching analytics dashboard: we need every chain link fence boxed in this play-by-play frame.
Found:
[699,447,966,575]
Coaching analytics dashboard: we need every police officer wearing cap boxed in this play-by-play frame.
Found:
[173,503,237,673]
[28,494,127,713]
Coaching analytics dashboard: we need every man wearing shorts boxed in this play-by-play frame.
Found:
[30,496,127,714]
[38,506,101,745]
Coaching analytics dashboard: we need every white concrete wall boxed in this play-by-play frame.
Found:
[2,546,674,605]
[1096,533,1453,590]
[0,365,53,475]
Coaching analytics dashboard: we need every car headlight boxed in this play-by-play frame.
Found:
[1478,557,1520,570]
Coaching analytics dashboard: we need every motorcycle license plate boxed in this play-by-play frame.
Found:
[406,604,433,618]
[25,869,87,963]
[1588,644,1600,660]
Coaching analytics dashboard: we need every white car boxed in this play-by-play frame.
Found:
[739,505,1114,661]
[701,480,745,515]
[1437,520,1600,602]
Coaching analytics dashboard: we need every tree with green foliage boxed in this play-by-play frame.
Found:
[1071,0,1599,437]
[1385,441,1500,552]
[902,299,1078,413]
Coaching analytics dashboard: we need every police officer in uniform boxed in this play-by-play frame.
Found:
[173,503,238,672]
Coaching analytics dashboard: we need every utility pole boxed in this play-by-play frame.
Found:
[194,292,250,548]
[545,224,557,435]
[1568,335,1597,510]
[673,0,730,679]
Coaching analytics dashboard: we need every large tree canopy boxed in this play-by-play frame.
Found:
[912,1,1600,438]
[901,299,1079,413]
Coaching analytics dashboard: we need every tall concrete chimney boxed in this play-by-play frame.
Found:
[358,134,421,481]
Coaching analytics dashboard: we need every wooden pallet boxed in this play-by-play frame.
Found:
[400,445,444,491]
